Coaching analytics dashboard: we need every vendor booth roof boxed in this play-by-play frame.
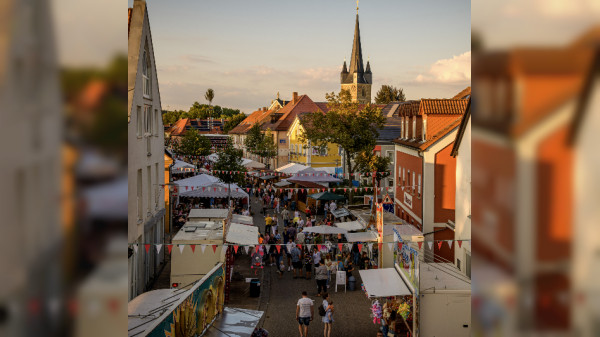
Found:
[226,223,259,245]
[359,268,412,298]
[276,162,310,174]
[335,220,364,232]
[231,214,253,225]
[180,182,249,199]
[330,208,351,218]
[203,307,264,337]
[345,231,378,242]
[172,159,196,173]
[287,180,327,189]
[274,179,292,187]
[259,175,276,180]
[188,208,229,220]
[289,167,342,183]
[207,153,265,169]
[420,262,471,292]
[382,224,422,237]
[308,191,346,201]
[301,225,348,234]
[175,173,219,188]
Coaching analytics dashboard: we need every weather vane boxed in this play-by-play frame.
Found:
[356,0,359,13]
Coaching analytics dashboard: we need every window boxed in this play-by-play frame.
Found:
[136,106,142,137]
[405,118,409,138]
[422,118,427,141]
[137,169,142,219]
[412,117,416,139]
[154,109,159,136]
[147,166,151,213]
[387,151,393,162]
[457,259,461,270]
[142,43,151,98]
[155,163,159,207]
[418,174,422,197]
[389,180,393,187]
[400,117,404,138]
[403,168,406,185]
[144,105,152,135]
[412,172,415,193]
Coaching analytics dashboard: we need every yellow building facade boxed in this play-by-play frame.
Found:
[287,116,342,168]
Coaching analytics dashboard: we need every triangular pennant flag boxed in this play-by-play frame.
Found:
[398,242,403,251]
[297,244,302,249]
[201,244,207,253]
[155,244,162,254]
[233,245,239,253]
[276,245,281,253]
[427,241,433,250]
[190,244,196,253]
[437,241,443,250]
[368,243,373,252]
[318,244,323,251]
[212,245,217,253]
[133,244,138,254]
[338,243,343,251]
[387,242,393,251]
[179,244,185,254]
[346,243,353,251]
[244,246,250,254]
[458,240,463,248]
[418,242,423,250]
[357,244,363,253]
[265,244,271,252]
[446,240,453,249]
[144,244,150,253]
[167,244,173,254]
[307,244,313,251]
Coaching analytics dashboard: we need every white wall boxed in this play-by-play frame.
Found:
[454,117,471,276]
[420,293,471,337]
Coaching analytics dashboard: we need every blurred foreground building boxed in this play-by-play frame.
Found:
[128,0,166,300]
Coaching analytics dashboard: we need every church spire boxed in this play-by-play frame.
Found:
[348,12,365,77]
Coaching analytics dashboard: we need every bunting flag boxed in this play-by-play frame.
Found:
[387,242,393,251]
[297,244,302,249]
[368,243,373,252]
[338,243,343,251]
[458,240,463,248]
[317,244,323,251]
[155,244,162,254]
[307,244,313,251]
[427,241,433,250]
[398,242,403,251]
[437,241,443,250]
[133,244,138,254]
[179,244,185,254]
[417,242,423,250]
[201,245,207,254]
[446,240,453,249]
[167,244,173,254]
[346,243,353,251]
[144,244,150,254]
[276,245,281,253]
[212,245,218,253]
[244,246,250,254]
[190,245,196,253]
[265,244,271,252]
[233,245,239,253]
[357,244,363,253]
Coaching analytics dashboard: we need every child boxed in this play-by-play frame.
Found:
[278,260,285,278]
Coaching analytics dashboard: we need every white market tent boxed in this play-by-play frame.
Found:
[175,174,249,199]
[83,176,127,220]
[276,163,310,174]
[231,214,253,225]
[207,153,265,169]
[345,231,378,242]
[226,223,259,245]
[289,167,342,183]
[274,179,292,187]
[172,159,196,174]
[359,268,412,298]
[301,225,348,235]
[335,220,364,232]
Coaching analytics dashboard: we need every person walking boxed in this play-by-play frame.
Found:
[321,293,334,337]
[282,207,290,227]
[303,248,313,280]
[324,254,333,288]
[296,291,314,337]
[291,244,303,279]
[315,260,328,296]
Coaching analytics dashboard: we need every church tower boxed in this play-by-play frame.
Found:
[340,3,372,104]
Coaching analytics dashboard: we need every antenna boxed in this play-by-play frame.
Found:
[356,0,359,13]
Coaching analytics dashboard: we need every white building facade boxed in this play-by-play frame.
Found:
[128,0,165,300]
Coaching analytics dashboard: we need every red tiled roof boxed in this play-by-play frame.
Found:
[169,118,190,136]
[397,101,420,117]
[394,116,462,151]
[452,87,471,99]
[229,109,275,134]
[419,99,469,115]
[261,95,324,132]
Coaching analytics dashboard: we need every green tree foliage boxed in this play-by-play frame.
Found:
[172,130,212,156]
[244,124,278,168]
[205,88,215,105]
[223,113,247,133]
[213,138,247,186]
[354,149,391,184]
[300,90,386,175]
[374,85,406,104]
[162,105,243,126]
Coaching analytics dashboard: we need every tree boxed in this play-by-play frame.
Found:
[213,138,247,205]
[223,113,247,133]
[244,123,278,169]
[374,85,406,104]
[355,149,391,212]
[172,130,212,156]
[205,88,215,105]
[300,90,386,176]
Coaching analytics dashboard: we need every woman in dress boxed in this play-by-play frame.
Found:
[322,293,334,337]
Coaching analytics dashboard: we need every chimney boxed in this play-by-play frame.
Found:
[292,92,298,104]
[263,107,267,112]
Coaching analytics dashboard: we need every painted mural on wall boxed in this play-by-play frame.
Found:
[148,265,225,337]
[393,228,419,294]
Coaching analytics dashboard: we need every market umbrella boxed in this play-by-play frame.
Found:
[308,191,346,201]
[301,225,348,235]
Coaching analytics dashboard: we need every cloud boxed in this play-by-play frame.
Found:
[415,51,471,84]
[180,54,216,64]
[534,0,600,18]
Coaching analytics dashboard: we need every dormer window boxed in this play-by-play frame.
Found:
[412,116,416,140]
[422,118,427,141]
[400,117,404,138]
[142,42,151,98]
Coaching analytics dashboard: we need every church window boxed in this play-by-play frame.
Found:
[142,41,151,98]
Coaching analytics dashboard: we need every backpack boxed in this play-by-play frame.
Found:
[318,303,326,316]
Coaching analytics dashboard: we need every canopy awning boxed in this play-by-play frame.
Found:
[301,225,348,234]
[330,208,351,218]
[231,214,253,225]
[274,179,292,187]
[226,223,259,245]
[335,220,364,232]
[275,162,310,174]
[345,231,378,242]
[308,191,346,201]
[259,175,276,180]
[171,159,196,174]
[204,307,264,337]
[359,268,412,298]
[180,182,249,199]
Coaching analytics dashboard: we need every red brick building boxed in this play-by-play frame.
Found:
[393,97,468,263]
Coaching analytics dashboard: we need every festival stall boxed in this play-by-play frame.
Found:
[203,307,265,337]
[231,214,253,226]
[172,159,197,174]
[335,220,365,232]
[275,162,309,175]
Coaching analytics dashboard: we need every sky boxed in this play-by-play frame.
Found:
[129,0,472,114]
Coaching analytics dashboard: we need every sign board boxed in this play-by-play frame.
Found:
[404,192,413,208]
[382,193,393,204]
[376,203,384,234]
[336,271,346,285]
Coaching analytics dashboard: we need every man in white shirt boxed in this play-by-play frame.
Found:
[296,291,314,337]
[329,201,337,212]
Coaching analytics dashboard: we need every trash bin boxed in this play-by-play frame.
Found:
[249,279,261,297]
[348,275,356,291]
